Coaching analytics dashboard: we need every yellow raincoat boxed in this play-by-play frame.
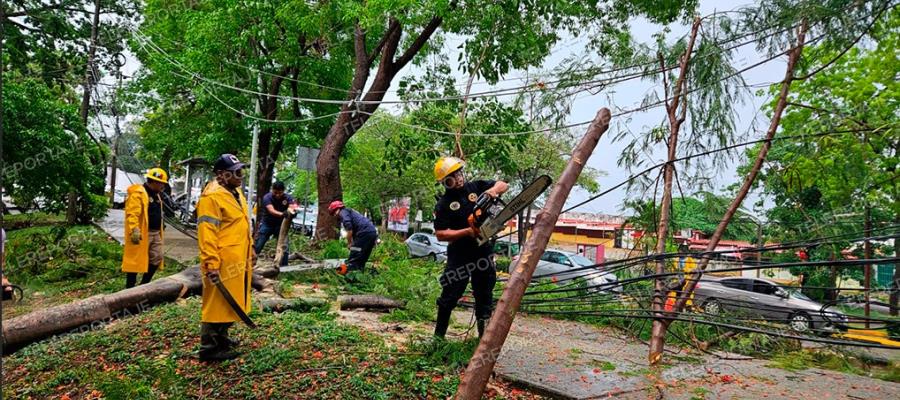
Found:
[121,184,164,273]
[196,181,253,323]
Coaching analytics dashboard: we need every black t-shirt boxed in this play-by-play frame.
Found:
[262,192,295,228]
[433,180,496,266]
[145,184,163,231]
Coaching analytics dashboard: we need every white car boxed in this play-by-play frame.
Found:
[405,233,448,262]
[529,249,621,293]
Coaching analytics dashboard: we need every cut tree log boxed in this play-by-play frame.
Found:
[1,266,276,355]
[337,295,405,311]
[258,297,329,313]
[454,107,611,400]
[272,210,294,276]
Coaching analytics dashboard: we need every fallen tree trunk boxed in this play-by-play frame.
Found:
[338,295,405,311]
[2,267,202,354]
[2,266,276,355]
[258,297,329,313]
[454,107,611,400]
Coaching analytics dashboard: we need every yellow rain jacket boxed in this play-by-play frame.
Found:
[121,184,164,273]
[196,181,253,323]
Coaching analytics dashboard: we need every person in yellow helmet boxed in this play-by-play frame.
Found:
[196,154,253,362]
[432,156,508,339]
[121,167,168,288]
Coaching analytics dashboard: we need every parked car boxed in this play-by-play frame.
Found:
[291,208,318,236]
[527,249,621,293]
[692,276,848,334]
[405,233,447,262]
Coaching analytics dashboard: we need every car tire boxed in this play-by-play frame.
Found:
[428,252,437,261]
[702,299,722,315]
[789,312,812,333]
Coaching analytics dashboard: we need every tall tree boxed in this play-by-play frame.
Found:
[312,0,700,239]
[660,0,896,364]
[742,7,899,311]
[2,78,106,218]
[133,0,353,223]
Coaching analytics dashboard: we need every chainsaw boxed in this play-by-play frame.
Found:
[279,258,352,275]
[469,175,552,246]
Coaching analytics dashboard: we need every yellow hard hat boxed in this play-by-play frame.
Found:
[434,156,464,181]
[145,167,169,184]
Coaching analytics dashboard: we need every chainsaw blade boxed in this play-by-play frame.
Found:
[476,175,552,246]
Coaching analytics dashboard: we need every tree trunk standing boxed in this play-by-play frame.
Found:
[648,17,700,366]
[670,23,808,319]
[314,18,443,240]
[70,0,101,225]
[454,108,611,400]
[252,70,289,225]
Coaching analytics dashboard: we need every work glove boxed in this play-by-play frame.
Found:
[130,228,142,244]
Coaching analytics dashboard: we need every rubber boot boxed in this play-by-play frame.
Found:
[199,323,238,362]
[476,319,487,338]
[434,307,453,338]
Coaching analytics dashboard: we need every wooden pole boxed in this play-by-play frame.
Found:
[453,108,611,400]
[648,17,701,365]
[864,206,872,328]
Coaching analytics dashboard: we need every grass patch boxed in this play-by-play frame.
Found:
[2,224,184,318]
[280,236,444,323]
[1,297,492,399]
[767,349,900,382]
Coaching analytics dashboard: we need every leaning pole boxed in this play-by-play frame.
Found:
[454,107,611,399]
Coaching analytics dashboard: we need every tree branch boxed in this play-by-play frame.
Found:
[366,19,401,66]
[394,16,443,69]
[794,2,886,81]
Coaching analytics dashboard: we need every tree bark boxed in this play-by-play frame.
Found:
[337,295,406,311]
[273,211,293,272]
[670,23,809,319]
[454,108,611,400]
[315,17,442,240]
[648,17,700,365]
[259,297,328,313]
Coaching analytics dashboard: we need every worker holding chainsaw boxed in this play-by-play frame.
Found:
[196,154,254,362]
[328,200,378,274]
[432,156,509,338]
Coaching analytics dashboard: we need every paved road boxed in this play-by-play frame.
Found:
[484,314,900,399]
[98,209,199,265]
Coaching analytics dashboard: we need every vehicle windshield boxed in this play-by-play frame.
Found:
[570,254,595,267]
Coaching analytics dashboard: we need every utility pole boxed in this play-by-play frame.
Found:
[108,55,125,205]
[864,206,872,328]
[454,108,611,400]
[755,221,763,278]
[248,72,263,227]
